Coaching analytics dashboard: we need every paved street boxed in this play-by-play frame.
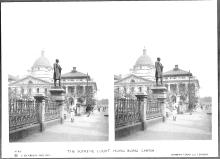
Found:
[17,110,108,142]
[118,109,212,141]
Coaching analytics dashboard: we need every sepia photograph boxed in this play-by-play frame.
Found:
[1,0,218,158]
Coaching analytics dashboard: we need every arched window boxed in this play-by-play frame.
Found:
[21,88,24,94]
[124,87,127,93]
[37,88,39,93]
[28,88,32,94]
[45,88,47,94]
[139,87,142,93]
[28,80,33,85]
[130,79,135,83]
[131,87,134,93]
[14,88,17,94]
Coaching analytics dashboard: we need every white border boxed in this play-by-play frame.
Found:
[2,1,218,158]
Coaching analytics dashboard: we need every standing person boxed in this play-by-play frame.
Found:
[86,105,91,117]
[155,57,163,86]
[172,102,178,121]
[53,59,62,87]
[70,105,75,122]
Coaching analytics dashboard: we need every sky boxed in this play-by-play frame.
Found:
[2,1,217,99]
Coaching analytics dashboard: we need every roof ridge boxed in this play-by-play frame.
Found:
[115,73,153,84]
[62,71,87,75]
[9,75,51,85]
[163,67,192,76]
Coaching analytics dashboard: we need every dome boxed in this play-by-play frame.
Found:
[32,51,52,69]
[134,48,153,66]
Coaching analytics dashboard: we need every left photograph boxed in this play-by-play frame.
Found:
[8,51,108,142]
[8,51,109,142]
[2,2,112,143]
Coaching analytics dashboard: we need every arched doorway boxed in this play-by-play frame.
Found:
[171,95,176,103]
[69,97,74,106]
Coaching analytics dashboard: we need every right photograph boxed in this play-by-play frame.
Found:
[114,47,212,141]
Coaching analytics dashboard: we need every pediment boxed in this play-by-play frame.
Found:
[114,74,153,85]
[9,75,51,86]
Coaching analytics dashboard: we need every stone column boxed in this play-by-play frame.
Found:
[34,94,46,131]
[49,87,65,124]
[176,94,181,104]
[83,86,85,95]
[176,84,179,94]
[151,86,167,122]
[66,86,68,94]
[73,86,75,94]
[168,84,170,91]
[135,93,148,130]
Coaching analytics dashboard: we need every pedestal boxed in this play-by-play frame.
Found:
[49,87,65,101]
[135,93,148,130]
[151,86,167,122]
[49,87,65,124]
[33,94,46,131]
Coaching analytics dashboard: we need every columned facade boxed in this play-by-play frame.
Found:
[8,52,98,108]
[61,67,97,110]
[163,65,200,112]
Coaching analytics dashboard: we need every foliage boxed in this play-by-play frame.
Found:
[77,97,84,103]
[97,99,109,105]
[200,96,212,104]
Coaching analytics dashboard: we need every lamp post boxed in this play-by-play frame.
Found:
[188,70,192,114]
[86,73,88,106]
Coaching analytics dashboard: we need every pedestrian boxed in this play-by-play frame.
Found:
[172,103,178,121]
[70,105,75,122]
[86,105,92,117]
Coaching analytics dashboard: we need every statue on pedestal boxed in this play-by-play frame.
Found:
[155,57,163,86]
[53,59,62,87]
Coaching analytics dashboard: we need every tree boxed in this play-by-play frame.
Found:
[188,83,197,110]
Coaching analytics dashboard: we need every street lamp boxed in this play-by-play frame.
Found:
[188,70,192,113]
[86,73,88,106]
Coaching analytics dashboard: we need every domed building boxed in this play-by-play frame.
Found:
[9,51,53,97]
[9,51,97,110]
[30,51,53,82]
[114,47,154,98]
[130,47,155,80]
